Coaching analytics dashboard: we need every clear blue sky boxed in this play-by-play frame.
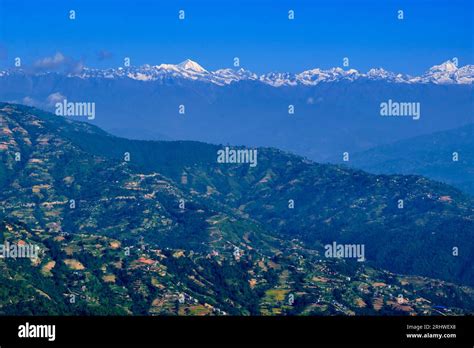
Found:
[0,0,472,74]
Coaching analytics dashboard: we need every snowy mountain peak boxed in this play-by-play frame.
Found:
[1,59,472,87]
[177,59,207,72]
[429,59,459,73]
[417,59,471,84]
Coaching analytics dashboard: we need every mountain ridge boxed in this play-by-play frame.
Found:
[342,124,474,195]
[1,58,472,86]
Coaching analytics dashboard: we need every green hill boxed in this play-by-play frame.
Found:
[1,103,473,315]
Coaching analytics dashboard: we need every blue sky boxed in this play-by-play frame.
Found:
[0,0,472,74]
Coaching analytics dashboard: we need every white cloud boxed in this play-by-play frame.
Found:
[46,92,66,106]
[33,52,84,74]
[34,52,65,69]
[22,96,37,106]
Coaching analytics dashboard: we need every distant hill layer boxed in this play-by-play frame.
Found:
[340,124,474,195]
[0,72,472,162]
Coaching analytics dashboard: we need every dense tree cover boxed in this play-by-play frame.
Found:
[0,103,473,316]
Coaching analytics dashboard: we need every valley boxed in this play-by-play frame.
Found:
[0,103,473,315]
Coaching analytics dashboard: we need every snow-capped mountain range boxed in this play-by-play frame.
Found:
[1,59,472,86]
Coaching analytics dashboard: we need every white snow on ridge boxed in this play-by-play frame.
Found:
[456,65,474,84]
[1,58,472,87]
[177,59,207,73]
